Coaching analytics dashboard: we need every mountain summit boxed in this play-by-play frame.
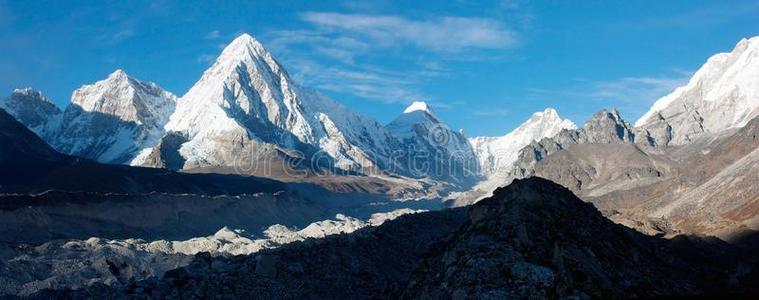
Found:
[403,101,436,115]
[0,88,62,140]
[465,108,577,198]
[54,69,177,164]
[153,33,401,174]
[636,36,759,146]
[470,108,577,177]
[386,101,478,183]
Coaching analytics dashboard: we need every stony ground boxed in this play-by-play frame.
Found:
[37,178,759,299]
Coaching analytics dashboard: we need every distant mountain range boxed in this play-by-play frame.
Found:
[5,35,758,185]
[2,34,758,238]
[1,33,758,298]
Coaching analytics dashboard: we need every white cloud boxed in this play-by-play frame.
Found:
[592,75,690,108]
[196,54,215,64]
[281,57,427,104]
[523,72,691,120]
[205,30,221,39]
[473,109,510,117]
[112,29,134,42]
[264,12,521,106]
[300,12,518,52]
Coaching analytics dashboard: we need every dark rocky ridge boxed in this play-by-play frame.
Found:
[40,178,759,298]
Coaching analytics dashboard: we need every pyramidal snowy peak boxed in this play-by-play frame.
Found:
[55,69,177,164]
[0,88,62,140]
[636,36,759,146]
[386,101,478,183]
[164,33,304,140]
[387,101,442,137]
[470,108,577,177]
[157,33,399,173]
[403,101,435,115]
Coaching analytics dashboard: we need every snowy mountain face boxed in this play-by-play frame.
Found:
[55,70,177,164]
[385,101,479,184]
[154,34,400,174]
[636,37,759,146]
[469,108,577,178]
[0,88,61,141]
[7,33,756,193]
[463,108,576,197]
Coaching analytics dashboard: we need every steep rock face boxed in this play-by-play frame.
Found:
[583,108,639,144]
[531,143,669,198]
[636,36,759,146]
[0,88,62,141]
[157,34,400,174]
[508,109,652,179]
[386,101,479,184]
[55,70,177,164]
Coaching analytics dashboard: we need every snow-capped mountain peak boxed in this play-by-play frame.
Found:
[404,101,435,115]
[0,88,62,140]
[216,33,271,64]
[70,69,177,126]
[385,101,479,183]
[10,88,56,104]
[193,33,287,92]
[166,32,307,141]
[159,33,402,174]
[108,69,129,79]
[55,69,177,164]
[469,108,576,177]
[387,102,443,136]
[508,108,576,142]
[636,36,759,146]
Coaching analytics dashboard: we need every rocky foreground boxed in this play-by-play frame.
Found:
[37,178,759,299]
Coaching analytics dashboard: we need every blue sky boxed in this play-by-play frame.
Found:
[1,0,758,136]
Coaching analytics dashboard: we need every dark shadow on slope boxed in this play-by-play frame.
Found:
[222,63,359,177]
[1,108,444,243]
[42,177,758,298]
[55,104,147,165]
[1,107,288,195]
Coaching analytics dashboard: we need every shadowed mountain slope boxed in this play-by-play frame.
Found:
[44,178,758,298]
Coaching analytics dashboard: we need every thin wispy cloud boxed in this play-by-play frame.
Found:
[196,54,216,64]
[473,109,511,117]
[265,12,521,106]
[591,74,690,110]
[205,30,221,39]
[524,72,691,121]
[281,57,427,104]
[110,29,135,43]
[300,12,518,52]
